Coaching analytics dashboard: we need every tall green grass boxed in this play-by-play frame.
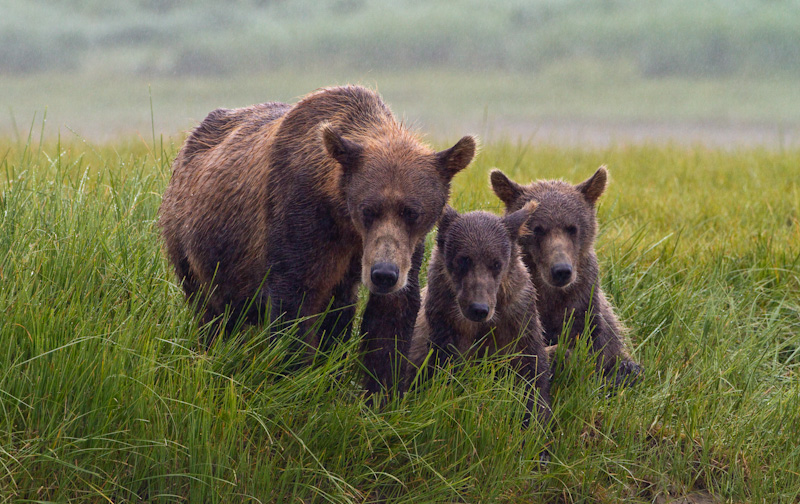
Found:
[1,134,798,502]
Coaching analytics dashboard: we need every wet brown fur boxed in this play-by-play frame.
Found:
[407,202,553,428]
[490,167,642,386]
[159,85,476,396]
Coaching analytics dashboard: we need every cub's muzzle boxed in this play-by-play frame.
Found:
[465,302,490,322]
[550,262,573,287]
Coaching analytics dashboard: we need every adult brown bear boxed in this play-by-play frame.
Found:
[159,85,476,398]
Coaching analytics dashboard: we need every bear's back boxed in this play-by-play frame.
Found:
[269,86,395,168]
[176,102,291,169]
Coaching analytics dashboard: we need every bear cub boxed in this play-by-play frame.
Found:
[490,166,642,387]
[407,201,552,429]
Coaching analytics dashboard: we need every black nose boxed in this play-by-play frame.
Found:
[466,303,490,322]
[551,263,573,286]
[371,262,399,290]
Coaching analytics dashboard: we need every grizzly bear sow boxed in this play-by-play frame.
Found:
[490,167,642,386]
[407,202,552,428]
[159,85,476,397]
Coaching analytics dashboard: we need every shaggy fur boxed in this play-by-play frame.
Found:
[159,85,476,397]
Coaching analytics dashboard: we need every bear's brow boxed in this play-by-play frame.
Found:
[358,199,383,212]
[398,199,423,212]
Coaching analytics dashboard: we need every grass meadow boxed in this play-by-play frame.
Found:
[1,128,799,502]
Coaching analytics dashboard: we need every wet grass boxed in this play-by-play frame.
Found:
[1,133,798,502]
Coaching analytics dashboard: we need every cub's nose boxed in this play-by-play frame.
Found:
[550,263,573,286]
[370,262,399,290]
[466,302,490,322]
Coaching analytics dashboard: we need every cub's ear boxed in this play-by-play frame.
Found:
[436,206,459,249]
[436,136,477,182]
[321,123,363,172]
[490,169,525,208]
[575,165,608,206]
[502,199,538,241]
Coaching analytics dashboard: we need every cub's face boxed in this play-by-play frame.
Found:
[438,203,536,323]
[322,125,476,294]
[441,213,512,322]
[490,167,606,290]
[520,197,587,288]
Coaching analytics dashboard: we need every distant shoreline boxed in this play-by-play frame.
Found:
[470,118,799,149]
[3,117,794,150]
[2,69,798,149]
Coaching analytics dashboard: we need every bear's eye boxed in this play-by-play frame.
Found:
[490,260,502,275]
[362,206,380,226]
[400,207,419,225]
[565,225,578,235]
[533,226,545,236]
[456,256,471,273]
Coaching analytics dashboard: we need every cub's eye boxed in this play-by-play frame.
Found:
[566,225,578,235]
[533,226,545,236]
[490,260,503,275]
[400,207,419,225]
[456,256,471,272]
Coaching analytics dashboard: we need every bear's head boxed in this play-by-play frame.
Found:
[435,201,537,323]
[490,166,607,289]
[322,124,476,294]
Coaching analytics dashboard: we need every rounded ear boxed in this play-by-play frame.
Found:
[575,165,608,206]
[436,206,459,249]
[320,123,363,172]
[502,200,538,241]
[435,136,477,182]
[490,169,525,208]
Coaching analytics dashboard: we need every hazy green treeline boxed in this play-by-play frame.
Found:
[3,0,799,78]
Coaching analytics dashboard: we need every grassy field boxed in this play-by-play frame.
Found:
[1,130,799,502]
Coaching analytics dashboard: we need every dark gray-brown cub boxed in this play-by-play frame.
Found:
[408,201,552,428]
[490,166,642,387]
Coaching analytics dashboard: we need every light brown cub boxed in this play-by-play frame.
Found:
[491,167,642,387]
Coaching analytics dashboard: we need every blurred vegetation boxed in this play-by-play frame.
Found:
[3,0,800,78]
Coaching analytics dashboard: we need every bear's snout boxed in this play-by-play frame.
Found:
[465,302,490,322]
[370,262,400,292]
[550,262,573,287]
[457,293,495,324]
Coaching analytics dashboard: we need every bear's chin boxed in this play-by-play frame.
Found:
[540,270,576,290]
[364,277,408,295]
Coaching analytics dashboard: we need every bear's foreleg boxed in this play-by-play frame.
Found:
[584,292,643,388]
[360,242,424,403]
[317,255,362,353]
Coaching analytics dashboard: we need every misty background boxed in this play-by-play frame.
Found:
[2,0,799,146]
